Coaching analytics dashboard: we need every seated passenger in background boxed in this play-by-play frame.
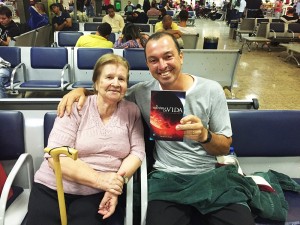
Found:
[75,22,113,48]
[127,10,149,23]
[26,53,145,225]
[280,8,299,23]
[114,23,149,48]
[50,3,73,31]
[102,4,125,33]
[155,15,183,47]
[0,6,20,46]
[70,0,89,22]
[27,2,49,30]
[147,2,161,17]
[178,10,197,34]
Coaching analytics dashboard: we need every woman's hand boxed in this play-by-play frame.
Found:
[98,192,118,219]
[96,171,125,195]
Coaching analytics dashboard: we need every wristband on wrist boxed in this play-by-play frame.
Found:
[200,129,212,144]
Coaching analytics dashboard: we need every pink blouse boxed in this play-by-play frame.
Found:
[34,95,145,195]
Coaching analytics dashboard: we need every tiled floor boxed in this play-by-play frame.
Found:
[21,18,300,109]
[193,19,300,110]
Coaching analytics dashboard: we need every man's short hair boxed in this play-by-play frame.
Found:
[0,6,12,17]
[145,32,181,57]
[178,10,189,21]
[97,22,112,37]
[106,4,115,11]
[50,3,60,11]
[162,15,172,23]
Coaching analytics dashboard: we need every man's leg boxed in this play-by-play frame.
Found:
[146,200,192,225]
[203,204,255,225]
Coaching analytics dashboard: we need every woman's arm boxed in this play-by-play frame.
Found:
[48,157,124,195]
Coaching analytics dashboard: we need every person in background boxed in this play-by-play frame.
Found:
[135,3,144,12]
[178,10,197,34]
[114,22,149,48]
[245,0,263,18]
[0,6,20,46]
[234,0,246,22]
[28,2,49,30]
[102,4,125,33]
[75,22,113,48]
[124,0,134,15]
[70,0,88,22]
[127,10,149,23]
[26,53,145,225]
[147,2,161,17]
[274,0,283,19]
[85,0,95,17]
[50,3,73,31]
[280,7,299,22]
[155,15,183,47]
[158,7,167,21]
[143,0,151,13]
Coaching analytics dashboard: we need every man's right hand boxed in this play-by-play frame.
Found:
[57,88,88,117]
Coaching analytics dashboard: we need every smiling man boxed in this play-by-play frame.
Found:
[0,6,20,46]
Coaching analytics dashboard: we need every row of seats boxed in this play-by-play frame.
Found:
[53,30,200,49]
[241,22,300,51]
[1,105,300,225]
[0,46,240,96]
[9,25,52,47]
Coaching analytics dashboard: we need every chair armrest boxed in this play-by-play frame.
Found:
[270,29,277,38]
[60,64,71,90]
[140,158,147,225]
[0,153,34,225]
[287,29,295,39]
[10,62,26,91]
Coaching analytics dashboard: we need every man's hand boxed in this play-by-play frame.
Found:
[57,88,88,117]
[175,115,207,142]
[98,192,118,219]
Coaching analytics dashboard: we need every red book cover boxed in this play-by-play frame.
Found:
[150,90,186,141]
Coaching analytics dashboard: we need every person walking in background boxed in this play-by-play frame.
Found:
[102,4,124,33]
[85,0,95,17]
[28,2,49,30]
[245,0,263,18]
[274,0,283,19]
[75,22,113,48]
[143,0,151,13]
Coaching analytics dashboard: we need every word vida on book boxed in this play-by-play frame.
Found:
[153,105,183,113]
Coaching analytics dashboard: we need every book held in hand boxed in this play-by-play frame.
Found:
[150,90,186,141]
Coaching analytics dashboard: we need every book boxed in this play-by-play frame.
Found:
[150,90,186,141]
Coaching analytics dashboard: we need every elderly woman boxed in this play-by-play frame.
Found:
[26,54,145,225]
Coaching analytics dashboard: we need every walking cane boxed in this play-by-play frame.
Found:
[44,147,78,225]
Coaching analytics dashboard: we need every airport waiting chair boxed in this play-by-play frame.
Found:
[123,48,153,87]
[0,111,34,225]
[236,18,256,41]
[0,46,26,92]
[68,47,113,90]
[43,112,148,225]
[9,30,37,47]
[34,25,52,47]
[54,31,84,47]
[182,33,199,49]
[83,22,102,31]
[133,23,152,33]
[13,47,71,95]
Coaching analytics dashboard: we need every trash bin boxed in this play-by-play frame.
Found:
[203,37,219,49]
[229,20,238,39]
[115,0,121,12]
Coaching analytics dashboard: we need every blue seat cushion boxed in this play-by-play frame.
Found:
[72,81,93,88]
[20,80,67,88]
